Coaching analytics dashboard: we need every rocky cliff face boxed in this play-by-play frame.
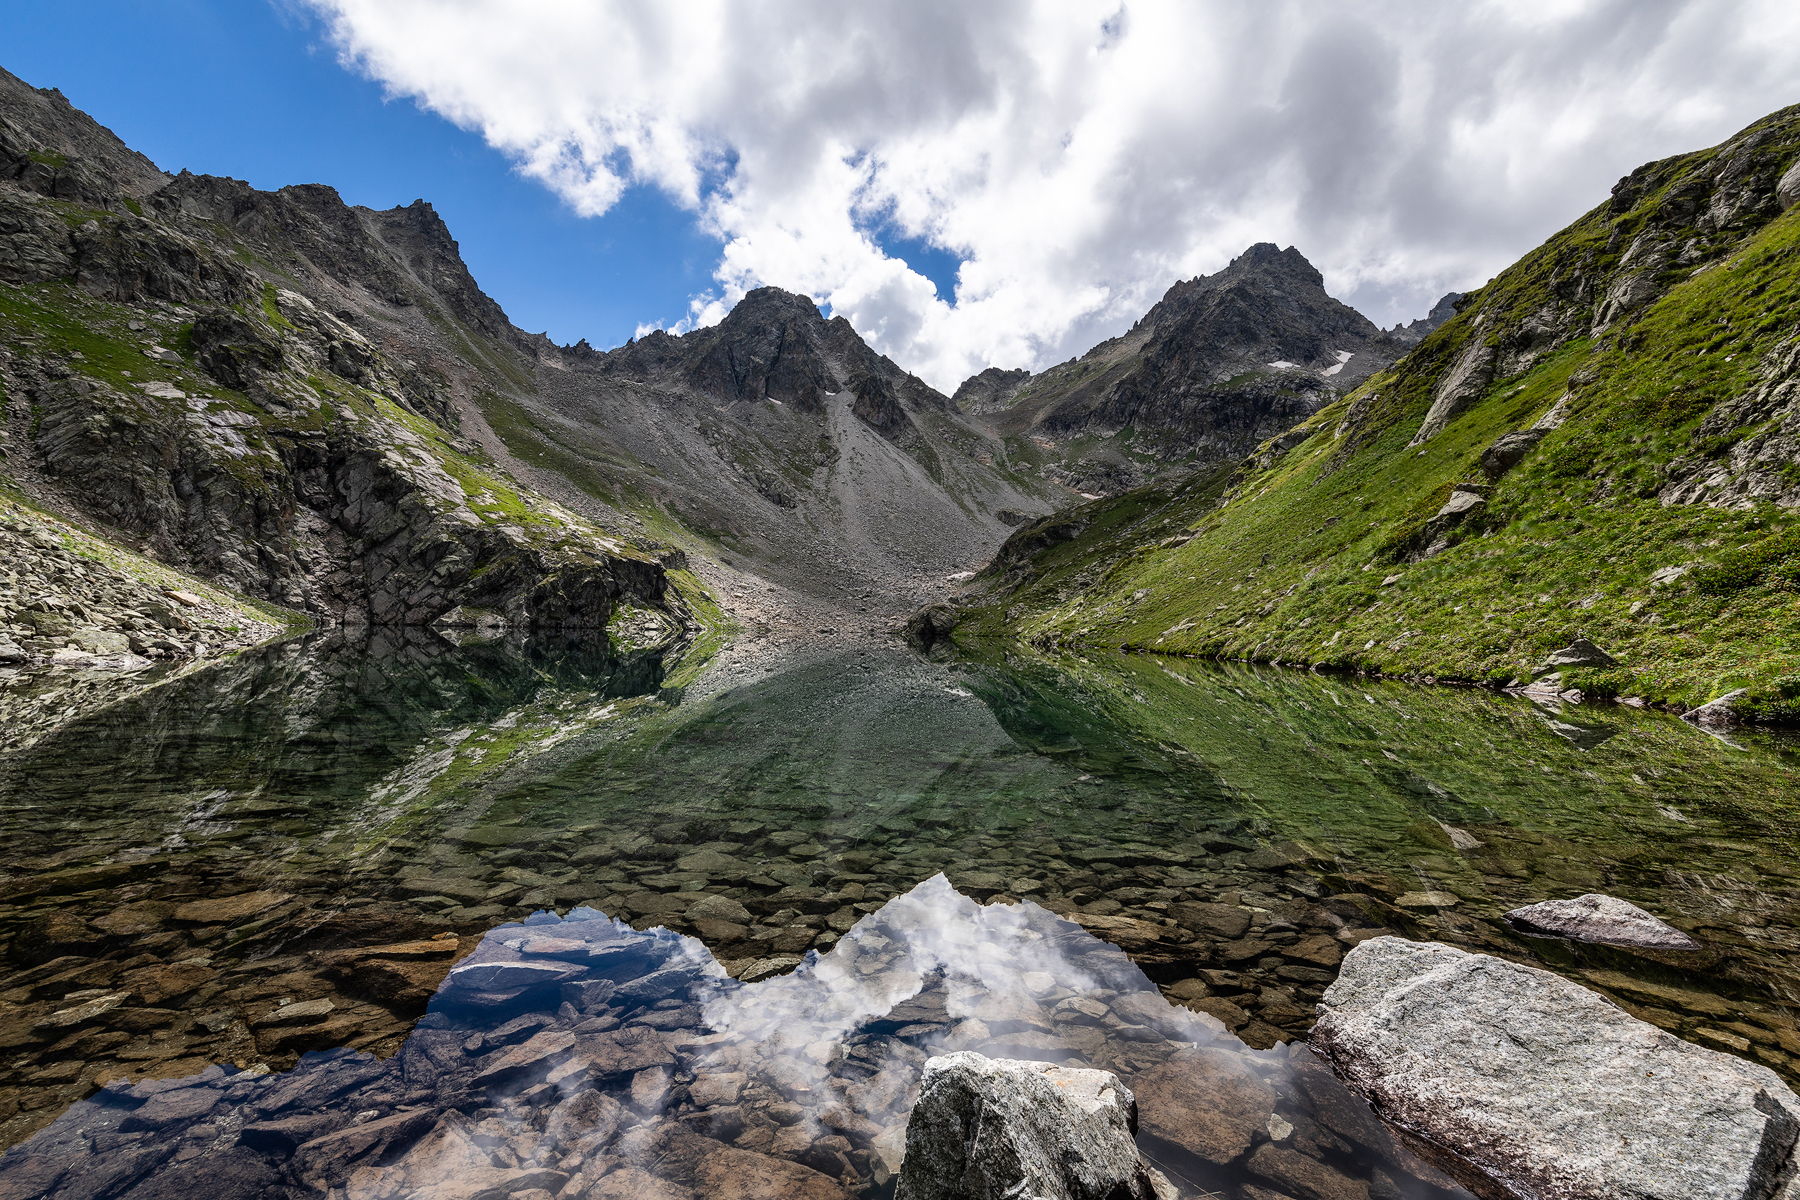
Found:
[0,66,687,636]
[956,243,1431,495]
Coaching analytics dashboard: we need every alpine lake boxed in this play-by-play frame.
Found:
[1,626,1797,1199]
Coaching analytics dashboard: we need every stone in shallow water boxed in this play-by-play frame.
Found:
[1391,890,1458,909]
[1312,936,1800,1200]
[1132,1047,1275,1166]
[253,998,335,1026]
[894,1052,1172,1200]
[1504,892,1699,950]
[1168,900,1251,940]
[446,960,583,992]
[170,891,291,923]
[1247,1143,1371,1200]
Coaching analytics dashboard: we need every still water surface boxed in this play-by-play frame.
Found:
[1,631,1797,1192]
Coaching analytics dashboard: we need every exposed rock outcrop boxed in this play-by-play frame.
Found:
[1312,936,1800,1200]
[951,366,1030,415]
[0,507,281,681]
[1683,687,1752,728]
[1405,105,1800,450]
[1536,638,1618,672]
[895,1053,1171,1200]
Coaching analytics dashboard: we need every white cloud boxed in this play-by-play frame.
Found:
[305,0,1800,392]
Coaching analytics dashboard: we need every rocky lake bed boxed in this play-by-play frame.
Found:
[1,633,1798,1196]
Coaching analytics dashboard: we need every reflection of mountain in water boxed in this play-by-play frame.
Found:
[0,877,1472,1200]
[0,629,673,862]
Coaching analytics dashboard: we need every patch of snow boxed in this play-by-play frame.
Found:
[1322,350,1354,377]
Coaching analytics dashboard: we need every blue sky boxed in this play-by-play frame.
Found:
[8,2,1797,391]
[2,0,759,349]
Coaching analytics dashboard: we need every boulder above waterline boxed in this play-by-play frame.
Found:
[1311,936,1800,1200]
[1536,637,1617,672]
[894,1052,1173,1200]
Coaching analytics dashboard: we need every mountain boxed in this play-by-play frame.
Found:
[0,64,1060,669]
[952,243,1455,496]
[0,66,701,650]
[957,104,1800,721]
[490,285,1057,604]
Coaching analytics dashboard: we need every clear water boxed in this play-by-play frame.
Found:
[5,878,1474,1199]
[2,631,1798,1186]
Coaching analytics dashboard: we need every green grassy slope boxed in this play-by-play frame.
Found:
[960,109,1800,717]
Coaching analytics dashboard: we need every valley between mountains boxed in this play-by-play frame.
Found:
[4,61,1800,1193]
[5,68,1799,721]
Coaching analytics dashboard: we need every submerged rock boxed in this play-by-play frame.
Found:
[894,1052,1172,1200]
[1312,936,1800,1200]
[1505,893,1699,951]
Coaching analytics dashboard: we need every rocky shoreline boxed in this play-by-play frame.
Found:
[5,789,1796,1156]
[0,507,289,677]
[16,881,1789,1200]
[0,879,1477,1200]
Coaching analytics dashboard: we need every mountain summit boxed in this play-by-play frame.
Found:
[952,243,1444,495]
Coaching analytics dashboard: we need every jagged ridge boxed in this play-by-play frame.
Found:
[954,243,1456,496]
[0,65,689,639]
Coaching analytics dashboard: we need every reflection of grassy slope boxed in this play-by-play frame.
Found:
[657,568,735,690]
[966,644,1800,855]
[962,153,1800,712]
[953,641,1800,1004]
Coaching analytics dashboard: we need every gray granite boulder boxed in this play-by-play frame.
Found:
[895,1052,1172,1200]
[1537,638,1617,672]
[1505,893,1698,951]
[1684,688,1750,728]
[1312,937,1800,1200]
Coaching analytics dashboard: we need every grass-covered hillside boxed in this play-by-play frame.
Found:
[959,105,1800,719]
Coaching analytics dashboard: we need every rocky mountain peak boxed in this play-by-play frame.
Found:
[0,66,168,204]
[1226,241,1325,286]
[1139,243,1379,359]
[669,286,838,411]
[953,367,1032,415]
[1389,291,1466,345]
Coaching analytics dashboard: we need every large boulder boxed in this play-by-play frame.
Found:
[1479,428,1547,479]
[1312,937,1800,1200]
[1504,893,1699,951]
[1536,637,1617,672]
[905,604,961,650]
[1779,157,1800,210]
[894,1053,1172,1200]
[1683,688,1750,728]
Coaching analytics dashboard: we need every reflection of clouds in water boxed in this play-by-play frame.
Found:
[2,878,1467,1200]
[705,876,1115,1048]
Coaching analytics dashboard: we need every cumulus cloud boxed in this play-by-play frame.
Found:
[305,0,1800,391]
